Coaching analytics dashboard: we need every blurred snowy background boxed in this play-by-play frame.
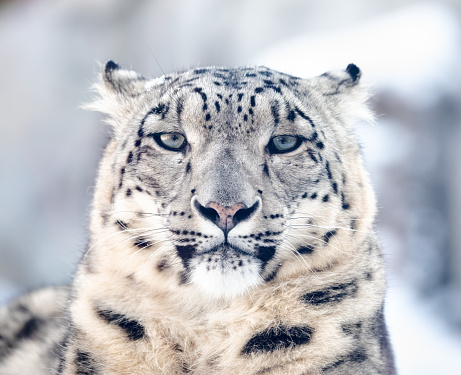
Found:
[1,0,461,373]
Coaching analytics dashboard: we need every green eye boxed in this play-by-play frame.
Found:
[154,133,186,151]
[269,135,301,154]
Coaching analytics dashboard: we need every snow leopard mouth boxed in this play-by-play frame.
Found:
[197,243,252,258]
[175,240,276,269]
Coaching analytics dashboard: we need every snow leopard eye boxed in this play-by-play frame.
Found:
[268,135,302,154]
[154,133,186,151]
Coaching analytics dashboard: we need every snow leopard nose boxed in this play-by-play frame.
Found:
[194,200,259,233]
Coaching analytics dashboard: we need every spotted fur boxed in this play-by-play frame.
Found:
[0,62,396,374]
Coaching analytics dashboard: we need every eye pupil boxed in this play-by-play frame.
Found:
[155,133,186,150]
[270,135,300,153]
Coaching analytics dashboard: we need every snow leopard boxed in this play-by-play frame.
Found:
[0,61,396,374]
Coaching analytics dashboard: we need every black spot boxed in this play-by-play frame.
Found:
[97,309,145,341]
[307,132,318,142]
[241,325,313,354]
[176,98,184,120]
[264,262,282,282]
[140,103,166,126]
[238,93,244,102]
[115,220,128,230]
[185,162,191,174]
[135,139,141,147]
[316,141,324,149]
[194,68,209,74]
[332,182,338,194]
[342,321,362,339]
[298,245,314,254]
[237,105,242,113]
[254,87,264,93]
[322,194,329,202]
[263,163,270,177]
[250,95,256,106]
[307,149,318,163]
[256,246,276,265]
[55,331,70,374]
[341,192,350,210]
[321,347,367,372]
[118,167,125,189]
[243,114,248,121]
[215,101,221,112]
[301,192,308,199]
[323,230,337,243]
[350,219,356,230]
[271,104,280,125]
[294,107,316,127]
[258,70,272,77]
[311,193,318,199]
[279,78,288,86]
[15,316,43,341]
[134,237,152,249]
[194,88,207,102]
[301,280,358,306]
[126,152,133,164]
[205,113,211,121]
[157,258,170,272]
[287,110,296,122]
[135,186,143,192]
[75,350,97,375]
[325,161,333,180]
[176,245,197,266]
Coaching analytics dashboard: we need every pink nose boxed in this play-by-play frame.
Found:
[206,202,246,232]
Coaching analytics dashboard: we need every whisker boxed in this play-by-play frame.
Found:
[288,223,367,234]
[284,230,359,258]
[83,227,170,259]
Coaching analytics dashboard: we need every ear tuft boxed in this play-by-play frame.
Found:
[311,64,373,125]
[84,61,153,125]
[99,61,148,98]
[104,60,120,77]
[346,63,361,82]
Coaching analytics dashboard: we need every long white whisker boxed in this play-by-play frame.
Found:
[284,230,359,258]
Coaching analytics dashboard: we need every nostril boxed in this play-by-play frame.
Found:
[233,200,259,226]
[194,199,220,224]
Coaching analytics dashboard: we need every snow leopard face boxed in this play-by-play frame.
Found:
[87,62,374,299]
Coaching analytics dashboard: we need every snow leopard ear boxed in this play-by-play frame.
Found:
[313,64,373,124]
[85,61,153,122]
[318,63,362,92]
[102,60,148,97]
